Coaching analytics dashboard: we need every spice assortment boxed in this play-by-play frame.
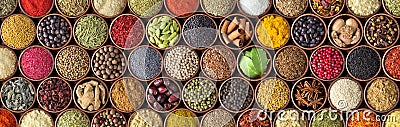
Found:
[365,14,398,49]
[75,79,107,112]
[183,78,217,112]
[221,15,253,48]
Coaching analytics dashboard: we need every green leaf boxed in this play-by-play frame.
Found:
[239,55,260,78]
[256,48,270,73]
[250,48,262,75]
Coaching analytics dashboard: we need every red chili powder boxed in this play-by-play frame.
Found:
[111,15,144,49]
[384,47,400,79]
[21,47,53,80]
[20,0,53,17]
[165,0,199,17]
[0,109,17,127]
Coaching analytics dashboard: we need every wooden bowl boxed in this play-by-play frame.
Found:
[346,0,381,18]
[364,77,399,113]
[255,14,290,50]
[19,0,53,18]
[183,14,218,50]
[55,108,90,126]
[237,45,272,81]
[291,77,327,111]
[327,14,363,50]
[291,13,327,50]
[110,77,145,113]
[382,0,400,18]
[128,45,163,81]
[219,77,254,113]
[237,108,271,127]
[128,108,163,127]
[164,108,200,127]
[91,45,127,82]
[0,108,18,127]
[364,13,399,50]
[73,77,108,113]
[382,45,400,81]
[19,108,55,127]
[109,14,144,50]
[327,77,363,111]
[345,45,381,81]
[37,14,73,50]
[0,45,17,81]
[182,77,218,113]
[0,0,18,18]
[274,0,308,18]
[273,108,309,127]
[164,0,199,18]
[219,14,254,50]
[37,77,72,114]
[19,45,54,81]
[128,0,163,18]
[163,45,200,81]
[1,77,36,113]
[55,0,90,18]
[73,14,108,50]
[273,45,308,81]
[237,0,272,18]
[309,0,345,18]
[381,108,400,127]
[1,14,35,50]
[200,109,236,127]
[309,108,345,127]
[146,14,181,50]
[309,45,345,81]
[255,77,290,111]
[146,77,181,113]
[55,45,90,81]
[200,45,236,81]
[200,0,236,18]
[346,108,381,127]
[92,0,126,18]
[91,108,127,127]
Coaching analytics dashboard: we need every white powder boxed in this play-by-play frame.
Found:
[239,0,270,16]
[94,0,125,17]
[329,78,362,111]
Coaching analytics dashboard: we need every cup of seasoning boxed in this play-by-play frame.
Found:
[146,14,181,50]
[128,108,163,127]
[365,77,399,113]
[237,108,271,127]
[383,45,400,81]
[91,45,127,81]
[291,14,327,50]
[128,45,163,81]
[237,0,271,18]
[55,108,90,127]
[19,0,53,18]
[364,14,399,50]
[0,46,17,81]
[201,0,236,18]
[291,77,327,111]
[1,14,35,50]
[347,0,380,18]
[110,14,145,50]
[237,45,272,81]
[165,108,199,127]
[19,108,54,127]
[1,77,36,113]
[74,14,108,50]
[37,14,72,50]
[128,0,163,18]
[0,108,18,127]
[92,108,127,127]
[346,45,381,81]
[382,109,400,127]
[37,77,72,113]
[201,45,236,81]
[310,0,344,18]
[0,0,17,18]
[328,77,363,111]
[256,77,290,111]
[256,14,290,50]
[182,77,217,113]
[56,45,90,81]
[164,0,199,18]
[310,46,344,81]
[219,77,254,113]
[200,109,235,127]
[55,0,90,18]
[273,45,308,81]
[183,14,218,50]
[147,77,181,113]
[328,14,362,50]
[347,109,380,127]
[110,77,145,113]
[274,108,308,127]
[19,45,54,81]
[310,109,344,127]
[164,45,199,81]
[92,0,126,18]
[274,0,308,18]
[383,0,400,18]
[219,14,254,50]
[74,77,108,113]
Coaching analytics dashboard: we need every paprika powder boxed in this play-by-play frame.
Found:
[384,46,400,80]
[110,14,144,49]
[20,0,53,17]
[165,0,198,17]
[0,109,17,127]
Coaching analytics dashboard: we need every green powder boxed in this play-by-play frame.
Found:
[57,109,89,127]
[74,15,107,49]
[129,0,162,17]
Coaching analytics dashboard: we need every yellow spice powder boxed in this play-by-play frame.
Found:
[257,15,289,49]
[1,14,35,49]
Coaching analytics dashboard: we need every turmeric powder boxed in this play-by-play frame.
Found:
[256,15,290,49]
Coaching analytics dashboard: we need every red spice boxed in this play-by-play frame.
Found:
[165,0,198,17]
[0,109,17,127]
[20,0,53,17]
[311,47,343,80]
[348,110,380,127]
[21,47,53,80]
[111,15,144,49]
[239,109,270,127]
[385,46,400,80]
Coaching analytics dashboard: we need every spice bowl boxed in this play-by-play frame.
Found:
[382,108,400,127]
[146,14,182,50]
[0,108,18,127]
[237,108,271,127]
[164,0,199,18]
[255,14,290,50]
[92,0,127,18]
[1,77,36,113]
[1,14,36,50]
[346,108,381,127]
[164,108,200,127]
[0,0,18,18]
[219,14,254,50]
[273,108,308,127]
[273,45,309,81]
[273,0,308,18]
[163,45,200,81]
[0,45,18,82]
[55,45,90,81]
[18,0,53,18]
[382,45,400,81]
[91,108,127,127]
[327,77,363,111]
[73,77,109,113]
[309,108,345,127]
[328,14,363,50]
[37,14,73,50]
[346,0,381,19]
[146,77,182,113]
[19,45,54,82]
[110,14,145,50]
[291,77,327,111]
[37,77,72,114]
[219,77,254,113]
[364,14,399,50]
[346,45,381,81]
[55,108,90,126]
[255,77,290,111]
[110,77,145,114]
[19,108,55,127]
[200,45,236,81]
[237,0,272,18]
[382,0,400,18]
[291,13,327,50]
[73,14,108,50]
[364,77,399,113]
[128,45,163,81]
[182,77,218,113]
[237,45,272,81]
[91,45,127,82]
[183,14,219,50]
[309,45,345,81]
[309,0,345,18]
[200,0,236,18]
[200,109,236,127]
[128,0,163,19]
[54,0,90,18]
[127,108,164,127]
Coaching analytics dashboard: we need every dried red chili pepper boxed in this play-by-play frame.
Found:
[111,15,144,49]
[384,47,400,79]
[239,109,270,127]
[348,110,380,127]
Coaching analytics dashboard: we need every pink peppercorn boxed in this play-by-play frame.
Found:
[20,46,53,80]
[311,46,344,80]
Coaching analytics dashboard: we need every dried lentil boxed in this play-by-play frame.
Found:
[0,47,16,80]
[93,0,125,17]
[220,78,253,112]
[165,46,199,80]
[57,109,89,127]
[0,0,16,17]
[165,109,199,127]
[183,78,217,112]
[129,46,162,80]
[201,109,235,127]
[1,14,35,49]
[183,15,217,48]
[74,15,107,49]
[329,78,362,111]
[366,78,399,112]
[1,78,34,111]
[202,0,234,17]
[346,46,380,80]
[257,78,289,111]
[384,46,400,79]
[202,46,236,80]
[275,46,307,80]
[56,46,90,80]
[20,46,53,80]
[57,0,89,17]
[129,109,162,127]
[129,0,162,17]
[20,109,53,127]
[275,0,307,17]
[111,78,145,112]
[348,0,380,16]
